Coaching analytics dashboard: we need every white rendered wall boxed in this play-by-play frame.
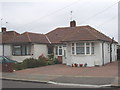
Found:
[4,45,12,57]
[33,44,48,59]
[66,42,102,67]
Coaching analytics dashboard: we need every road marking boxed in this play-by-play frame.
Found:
[47,81,112,88]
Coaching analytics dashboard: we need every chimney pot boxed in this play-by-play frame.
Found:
[1,27,6,32]
[70,20,76,27]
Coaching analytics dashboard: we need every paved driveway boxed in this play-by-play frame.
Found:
[14,61,118,77]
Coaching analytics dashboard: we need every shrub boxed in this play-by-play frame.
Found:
[48,54,54,60]
[47,60,55,65]
[14,62,24,70]
[23,58,38,68]
[54,58,60,64]
[38,55,48,66]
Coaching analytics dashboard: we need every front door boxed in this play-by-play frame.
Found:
[62,46,67,64]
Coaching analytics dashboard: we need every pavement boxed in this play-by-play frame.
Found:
[1,61,119,88]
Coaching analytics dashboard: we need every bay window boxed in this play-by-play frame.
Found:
[71,42,94,55]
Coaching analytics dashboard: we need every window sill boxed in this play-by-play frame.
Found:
[71,54,95,57]
[12,55,32,56]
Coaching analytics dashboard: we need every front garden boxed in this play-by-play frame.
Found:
[14,54,60,70]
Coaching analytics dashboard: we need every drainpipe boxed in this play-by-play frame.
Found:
[110,37,114,63]
[3,43,4,56]
[102,41,105,66]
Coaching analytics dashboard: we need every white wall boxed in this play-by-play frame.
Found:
[11,56,32,62]
[0,45,3,56]
[4,45,11,57]
[66,42,103,67]
[112,43,117,62]
[33,44,48,59]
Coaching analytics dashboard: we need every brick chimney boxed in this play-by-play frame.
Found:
[1,27,6,32]
[70,20,76,27]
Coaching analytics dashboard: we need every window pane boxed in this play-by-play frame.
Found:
[91,42,94,54]
[72,43,74,46]
[91,47,94,54]
[91,42,94,46]
[59,46,62,48]
[13,45,21,55]
[86,43,89,45]
[72,47,74,54]
[48,45,54,54]
[55,46,58,55]
[76,43,84,47]
[22,45,26,55]
[76,43,85,54]
[76,47,85,54]
[59,49,62,55]
[26,45,31,55]
[86,47,90,54]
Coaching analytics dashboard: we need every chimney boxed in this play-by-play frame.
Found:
[70,20,76,27]
[1,27,6,32]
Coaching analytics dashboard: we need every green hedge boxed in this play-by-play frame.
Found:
[14,55,59,71]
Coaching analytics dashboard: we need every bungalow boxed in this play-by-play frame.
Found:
[0,28,50,62]
[0,20,118,67]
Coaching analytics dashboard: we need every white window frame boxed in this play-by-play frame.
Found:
[71,42,94,55]
[58,46,63,56]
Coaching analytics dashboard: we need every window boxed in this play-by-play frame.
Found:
[91,42,94,54]
[76,43,85,54]
[72,42,94,55]
[12,45,31,56]
[72,43,75,54]
[13,45,21,55]
[86,43,90,54]
[55,46,58,55]
[58,46,62,55]
[48,45,54,54]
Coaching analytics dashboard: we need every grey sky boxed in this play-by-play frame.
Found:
[0,0,119,41]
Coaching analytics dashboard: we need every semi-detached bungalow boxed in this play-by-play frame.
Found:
[0,21,118,67]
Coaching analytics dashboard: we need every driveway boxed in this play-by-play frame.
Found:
[14,61,118,77]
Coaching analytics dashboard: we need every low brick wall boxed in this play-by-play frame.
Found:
[1,63,15,72]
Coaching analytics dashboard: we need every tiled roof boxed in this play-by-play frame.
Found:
[46,25,117,43]
[9,32,49,44]
[0,31,20,44]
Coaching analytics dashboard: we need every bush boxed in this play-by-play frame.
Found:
[23,58,38,68]
[48,54,54,60]
[38,55,48,66]
[14,62,24,70]
[47,60,55,65]
[54,58,60,64]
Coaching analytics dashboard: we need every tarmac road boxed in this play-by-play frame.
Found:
[1,80,116,89]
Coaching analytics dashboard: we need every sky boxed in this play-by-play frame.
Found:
[0,0,119,41]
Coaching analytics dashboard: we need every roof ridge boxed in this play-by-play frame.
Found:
[84,26,100,40]
[45,35,51,44]
[26,32,31,42]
